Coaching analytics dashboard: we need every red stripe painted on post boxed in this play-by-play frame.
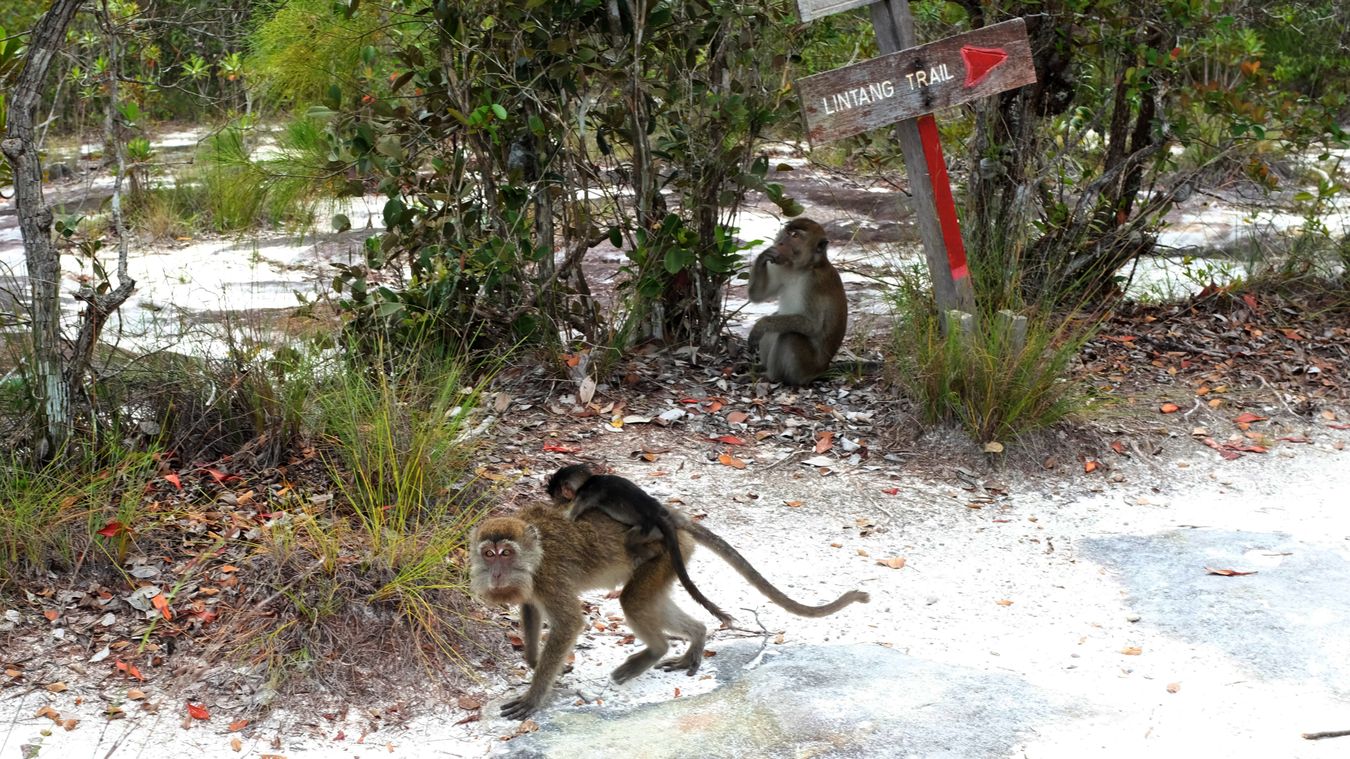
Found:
[916,114,969,281]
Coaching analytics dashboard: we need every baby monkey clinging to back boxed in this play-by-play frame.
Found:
[546,463,733,624]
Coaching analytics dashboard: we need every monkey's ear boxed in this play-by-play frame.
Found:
[525,524,541,546]
[814,237,828,259]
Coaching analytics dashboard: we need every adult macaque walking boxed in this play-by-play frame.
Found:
[469,503,869,719]
[747,218,848,385]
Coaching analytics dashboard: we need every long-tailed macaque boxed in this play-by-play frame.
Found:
[747,218,848,385]
[469,504,869,719]
[547,463,733,625]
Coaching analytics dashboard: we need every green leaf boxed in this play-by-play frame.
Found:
[325,83,342,111]
[608,226,623,248]
[491,103,508,120]
[664,247,693,274]
[375,301,405,317]
[332,214,352,233]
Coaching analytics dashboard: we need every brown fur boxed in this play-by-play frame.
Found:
[748,218,848,385]
[546,464,733,624]
[469,501,870,719]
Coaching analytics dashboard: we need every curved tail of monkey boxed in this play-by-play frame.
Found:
[662,527,735,625]
[684,522,870,617]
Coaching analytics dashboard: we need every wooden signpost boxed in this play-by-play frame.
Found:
[793,0,1037,320]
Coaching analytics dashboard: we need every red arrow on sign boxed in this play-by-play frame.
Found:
[961,45,1009,87]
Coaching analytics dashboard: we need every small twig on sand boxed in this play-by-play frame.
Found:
[733,609,773,670]
[1302,729,1350,740]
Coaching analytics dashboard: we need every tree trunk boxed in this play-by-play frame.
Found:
[68,0,137,419]
[1,0,86,461]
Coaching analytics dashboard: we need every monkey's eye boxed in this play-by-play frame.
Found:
[499,547,513,557]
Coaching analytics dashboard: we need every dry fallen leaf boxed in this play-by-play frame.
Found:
[1121,646,1143,656]
[114,660,145,681]
[877,557,907,570]
[726,411,750,425]
[231,737,243,752]
[1205,566,1257,576]
[996,599,1014,606]
[457,696,482,710]
[229,718,250,731]
[1233,412,1267,426]
[126,688,146,700]
[1160,402,1180,414]
[151,593,172,620]
[187,702,210,720]
[783,500,803,508]
[815,431,834,454]
[46,681,67,693]
[1083,459,1099,473]
[983,441,1004,454]
[1167,682,1181,693]
[717,453,747,470]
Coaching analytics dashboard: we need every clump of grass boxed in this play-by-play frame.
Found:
[232,346,494,686]
[0,445,158,587]
[890,274,1097,444]
[125,116,336,237]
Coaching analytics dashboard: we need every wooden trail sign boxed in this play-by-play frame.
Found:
[791,0,1038,317]
[795,18,1036,146]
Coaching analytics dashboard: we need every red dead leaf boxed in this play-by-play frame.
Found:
[703,400,724,413]
[783,500,803,508]
[96,521,126,538]
[1233,412,1267,425]
[163,473,182,490]
[541,443,578,453]
[1110,440,1126,455]
[43,609,59,622]
[712,435,746,446]
[114,660,145,681]
[717,453,747,470]
[1083,459,1098,473]
[1160,403,1180,414]
[815,431,834,454]
[228,719,249,732]
[187,702,210,720]
[1205,566,1257,576]
[726,411,750,425]
[203,468,239,484]
[1329,423,1350,430]
[1201,438,1242,460]
[151,594,172,620]
[881,487,899,495]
